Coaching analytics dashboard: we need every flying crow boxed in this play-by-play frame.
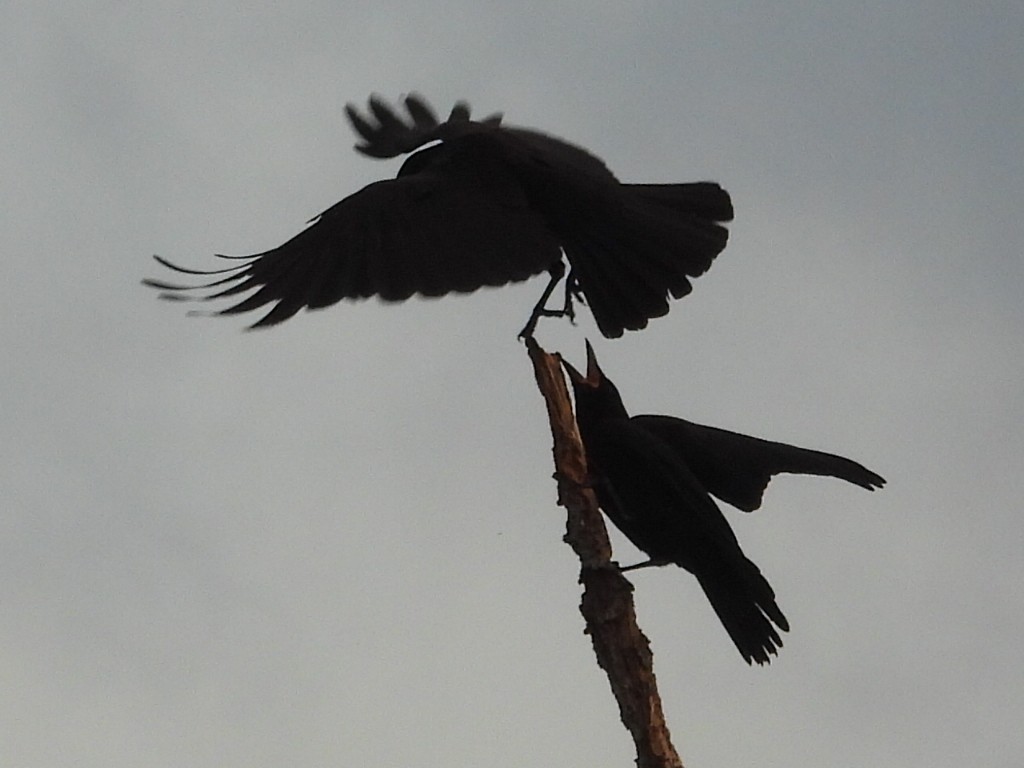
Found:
[144,94,733,338]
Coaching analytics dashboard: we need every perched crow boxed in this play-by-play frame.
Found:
[144,93,733,338]
[562,342,885,664]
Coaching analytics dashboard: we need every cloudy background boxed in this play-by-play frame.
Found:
[4,2,1022,766]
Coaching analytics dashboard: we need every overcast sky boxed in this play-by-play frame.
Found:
[3,2,1022,766]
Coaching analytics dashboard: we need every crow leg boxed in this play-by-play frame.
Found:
[518,260,568,339]
[560,270,585,321]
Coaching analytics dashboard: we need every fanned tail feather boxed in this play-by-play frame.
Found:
[565,182,732,337]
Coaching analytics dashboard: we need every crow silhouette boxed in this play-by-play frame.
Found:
[563,342,885,664]
[144,93,733,338]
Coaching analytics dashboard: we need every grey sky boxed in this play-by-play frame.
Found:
[3,2,1022,766]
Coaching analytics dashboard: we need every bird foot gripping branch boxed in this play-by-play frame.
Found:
[517,261,589,339]
[144,93,733,339]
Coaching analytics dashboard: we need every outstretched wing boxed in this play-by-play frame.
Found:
[631,414,886,512]
[345,93,502,159]
[144,145,562,329]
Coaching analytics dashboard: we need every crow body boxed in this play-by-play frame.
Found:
[563,343,885,664]
[144,94,733,337]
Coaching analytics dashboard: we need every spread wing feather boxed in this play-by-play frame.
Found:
[632,414,886,512]
[145,163,561,329]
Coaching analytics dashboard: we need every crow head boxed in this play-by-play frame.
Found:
[561,341,629,420]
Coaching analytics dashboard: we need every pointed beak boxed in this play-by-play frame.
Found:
[584,339,603,384]
[561,340,603,387]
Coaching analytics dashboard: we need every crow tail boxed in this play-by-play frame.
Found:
[565,182,733,338]
[696,557,789,665]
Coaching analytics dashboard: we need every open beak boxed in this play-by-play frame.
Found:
[561,340,604,387]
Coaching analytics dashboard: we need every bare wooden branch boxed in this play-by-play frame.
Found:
[525,337,683,768]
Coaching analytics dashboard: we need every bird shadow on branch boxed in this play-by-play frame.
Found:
[524,337,683,768]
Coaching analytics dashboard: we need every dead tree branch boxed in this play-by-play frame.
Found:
[525,337,683,768]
